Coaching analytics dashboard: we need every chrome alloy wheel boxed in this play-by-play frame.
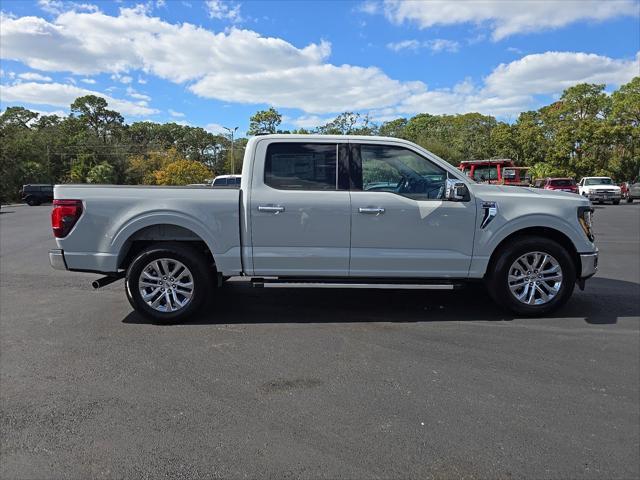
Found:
[138,258,194,313]
[507,251,563,305]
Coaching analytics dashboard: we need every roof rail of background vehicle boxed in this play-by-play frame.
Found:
[459,159,514,164]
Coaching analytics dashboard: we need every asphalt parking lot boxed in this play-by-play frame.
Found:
[1,202,639,479]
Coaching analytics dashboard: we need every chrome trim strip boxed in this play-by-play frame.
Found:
[49,249,67,270]
[261,283,455,290]
[579,252,598,278]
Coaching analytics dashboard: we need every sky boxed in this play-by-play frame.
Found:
[1,0,639,135]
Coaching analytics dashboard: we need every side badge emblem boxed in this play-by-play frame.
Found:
[481,201,498,229]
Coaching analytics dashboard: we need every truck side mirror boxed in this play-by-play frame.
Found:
[446,179,470,202]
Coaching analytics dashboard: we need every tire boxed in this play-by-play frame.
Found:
[612,199,620,205]
[125,243,213,324]
[486,236,576,317]
[25,197,39,206]
[627,196,633,203]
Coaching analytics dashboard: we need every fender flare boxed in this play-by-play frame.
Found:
[480,213,584,257]
[110,211,218,266]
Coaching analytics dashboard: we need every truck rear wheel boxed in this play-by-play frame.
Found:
[125,243,212,324]
[486,236,576,317]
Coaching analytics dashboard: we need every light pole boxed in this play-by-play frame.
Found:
[223,126,238,174]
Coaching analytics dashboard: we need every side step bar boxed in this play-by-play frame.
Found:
[251,279,461,290]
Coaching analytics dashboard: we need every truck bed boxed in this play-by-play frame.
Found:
[53,185,242,274]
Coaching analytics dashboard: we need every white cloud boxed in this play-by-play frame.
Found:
[32,108,68,117]
[111,73,132,84]
[484,51,640,96]
[290,114,334,128]
[387,38,459,53]
[129,92,151,101]
[379,0,638,40]
[0,82,159,116]
[379,51,639,118]
[168,109,185,117]
[204,123,227,134]
[427,39,459,53]
[1,8,637,118]
[205,0,242,22]
[357,1,380,15]
[190,64,424,114]
[126,86,151,101]
[17,72,53,82]
[38,0,98,15]
[80,77,96,84]
[387,39,421,52]
[0,9,330,82]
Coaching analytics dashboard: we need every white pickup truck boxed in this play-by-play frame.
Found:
[50,135,598,322]
[578,176,622,204]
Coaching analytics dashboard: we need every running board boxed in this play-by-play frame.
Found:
[251,280,460,290]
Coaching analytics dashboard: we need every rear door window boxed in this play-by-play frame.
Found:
[265,143,337,190]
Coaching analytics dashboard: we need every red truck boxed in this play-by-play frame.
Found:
[459,159,531,186]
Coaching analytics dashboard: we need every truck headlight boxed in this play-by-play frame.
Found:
[578,206,594,241]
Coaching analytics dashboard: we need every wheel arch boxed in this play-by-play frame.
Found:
[485,226,581,279]
[115,222,216,271]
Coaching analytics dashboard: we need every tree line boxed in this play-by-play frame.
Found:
[1,77,638,201]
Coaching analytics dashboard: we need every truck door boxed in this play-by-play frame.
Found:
[348,143,476,278]
[248,139,351,276]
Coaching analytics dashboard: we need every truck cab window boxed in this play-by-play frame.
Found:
[473,165,498,182]
[358,145,446,200]
[265,143,337,190]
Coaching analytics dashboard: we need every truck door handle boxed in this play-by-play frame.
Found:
[258,205,285,214]
[358,207,385,215]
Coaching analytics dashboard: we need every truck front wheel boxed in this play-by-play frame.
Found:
[486,236,576,317]
[125,243,212,323]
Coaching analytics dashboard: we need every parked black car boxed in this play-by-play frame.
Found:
[20,184,54,206]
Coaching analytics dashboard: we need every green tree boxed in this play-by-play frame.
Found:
[1,107,43,200]
[608,76,640,180]
[248,107,282,135]
[125,147,184,184]
[490,122,519,161]
[378,118,408,138]
[539,83,612,178]
[70,95,124,144]
[318,112,376,135]
[86,162,116,184]
[153,159,211,185]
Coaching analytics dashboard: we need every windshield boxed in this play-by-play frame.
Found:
[549,179,575,187]
[585,178,613,186]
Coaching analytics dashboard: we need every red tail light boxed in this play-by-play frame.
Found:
[52,199,83,238]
